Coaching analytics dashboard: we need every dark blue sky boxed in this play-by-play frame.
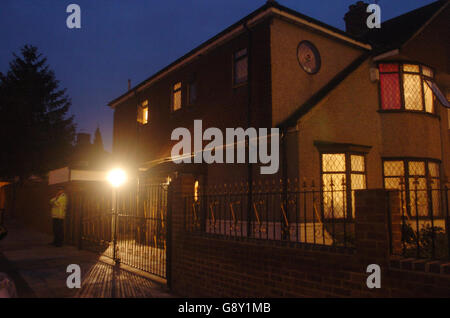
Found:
[0,0,436,151]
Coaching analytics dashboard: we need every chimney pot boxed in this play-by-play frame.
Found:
[344,1,370,38]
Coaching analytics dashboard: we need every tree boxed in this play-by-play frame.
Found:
[0,45,76,182]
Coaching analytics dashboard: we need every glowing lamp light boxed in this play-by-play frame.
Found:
[107,168,127,188]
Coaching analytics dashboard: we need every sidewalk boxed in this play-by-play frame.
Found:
[0,218,174,298]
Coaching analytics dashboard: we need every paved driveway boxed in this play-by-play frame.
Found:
[0,218,174,298]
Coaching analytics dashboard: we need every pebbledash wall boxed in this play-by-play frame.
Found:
[168,174,450,297]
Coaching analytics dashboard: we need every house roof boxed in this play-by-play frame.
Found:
[108,0,448,128]
[364,0,449,53]
[108,0,371,108]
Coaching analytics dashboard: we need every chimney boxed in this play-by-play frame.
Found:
[128,79,131,91]
[344,1,370,38]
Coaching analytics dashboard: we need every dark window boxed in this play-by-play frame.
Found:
[233,48,248,85]
[188,80,197,105]
[379,62,435,113]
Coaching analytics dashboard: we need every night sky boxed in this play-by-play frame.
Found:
[0,0,437,151]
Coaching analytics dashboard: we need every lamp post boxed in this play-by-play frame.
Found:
[107,168,127,264]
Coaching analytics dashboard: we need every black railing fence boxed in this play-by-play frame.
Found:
[71,182,168,278]
[185,179,356,248]
[76,189,113,257]
[390,181,450,260]
[114,182,167,278]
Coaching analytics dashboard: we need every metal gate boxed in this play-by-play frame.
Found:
[114,182,168,278]
[75,182,169,279]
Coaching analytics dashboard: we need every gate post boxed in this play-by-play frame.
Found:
[355,189,401,266]
[166,173,195,290]
[77,191,84,250]
[166,182,173,289]
[112,188,119,264]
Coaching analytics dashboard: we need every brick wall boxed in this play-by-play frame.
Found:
[168,174,450,297]
[112,18,273,174]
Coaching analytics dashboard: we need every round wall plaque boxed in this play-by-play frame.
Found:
[297,41,321,74]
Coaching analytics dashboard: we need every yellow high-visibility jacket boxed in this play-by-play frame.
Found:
[50,193,67,219]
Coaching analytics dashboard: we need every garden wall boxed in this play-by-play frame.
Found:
[168,174,450,297]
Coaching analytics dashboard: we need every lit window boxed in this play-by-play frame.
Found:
[379,62,435,113]
[383,161,405,189]
[383,159,441,217]
[233,48,248,85]
[423,80,434,113]
[403,72,422,110]
[194,180,199,202]
[137,100,149,124]
[422,66,433,78]
[172,82,182,111]
[403,64,419,73]
[425,80,449,109]
[188,80,197,105]
[321,153,366,219]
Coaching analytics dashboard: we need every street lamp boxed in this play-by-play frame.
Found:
[107,168,127,264]
[107,168,127,188]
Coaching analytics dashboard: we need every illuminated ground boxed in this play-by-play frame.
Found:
[0,218,173,298]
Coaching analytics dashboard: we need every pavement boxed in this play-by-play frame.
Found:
[0,217,175,298]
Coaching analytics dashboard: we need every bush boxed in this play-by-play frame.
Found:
[402,222,449,259]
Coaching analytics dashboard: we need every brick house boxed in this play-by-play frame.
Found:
[108,0,450,220]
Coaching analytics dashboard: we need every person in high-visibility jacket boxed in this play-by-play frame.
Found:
[50,186,67,247]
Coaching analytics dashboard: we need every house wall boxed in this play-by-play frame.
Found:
[113,96,138,167]
[379,113,442,160]
[291,60,383,188]
[270,10,449,188]
[113,18,273,185]
[293,58,447,187]
[398,4,450,180]
[112,7,449,189]
[270,17,365,126]
[276,57,448,193]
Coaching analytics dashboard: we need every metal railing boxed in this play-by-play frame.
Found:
[113,183,167,278]
[78,190,113,257]
[71,182,168,279]
[391,184,450,260]
[185,181,356,249]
